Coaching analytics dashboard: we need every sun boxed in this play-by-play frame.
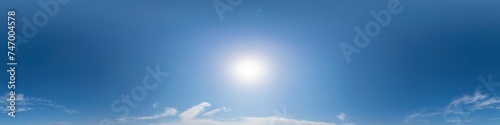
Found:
[231,55,269,84]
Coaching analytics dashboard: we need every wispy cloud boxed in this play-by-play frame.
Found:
[336,113,356,125]
[203,107,231,117]
[153,102,160,108]
[150,116,338,125]
[403,91,500,124]
[110,101,352,125]
[337,113,346,122]
[136,107,177,120]
[0,93,78,114]
[17,107,33,112]
[402,108,443,124]
[117,107,177,123]
[179,102,211,120]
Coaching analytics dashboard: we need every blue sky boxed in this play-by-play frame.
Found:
[1,0,500,125]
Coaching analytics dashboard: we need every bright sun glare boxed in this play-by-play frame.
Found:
[231,55,269,84]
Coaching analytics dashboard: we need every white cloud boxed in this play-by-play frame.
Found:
[17,107,33,112]
[473,98,500,109]
[403,91,500,124]
[136,108,177,120]
[445,91,500,114]
[63,109,79,114]
[149,116,337,125]
[0,93,78,114]
[203,107,231,117]
[48,103,79,114]
[111,102,350,125]
[335,113,356,125]
[117,107,177,123]
[337,113,346,122]
[153,102,160,108]
[179,102,211,120]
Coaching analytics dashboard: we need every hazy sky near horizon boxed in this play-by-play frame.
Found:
[1,0,500,125]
